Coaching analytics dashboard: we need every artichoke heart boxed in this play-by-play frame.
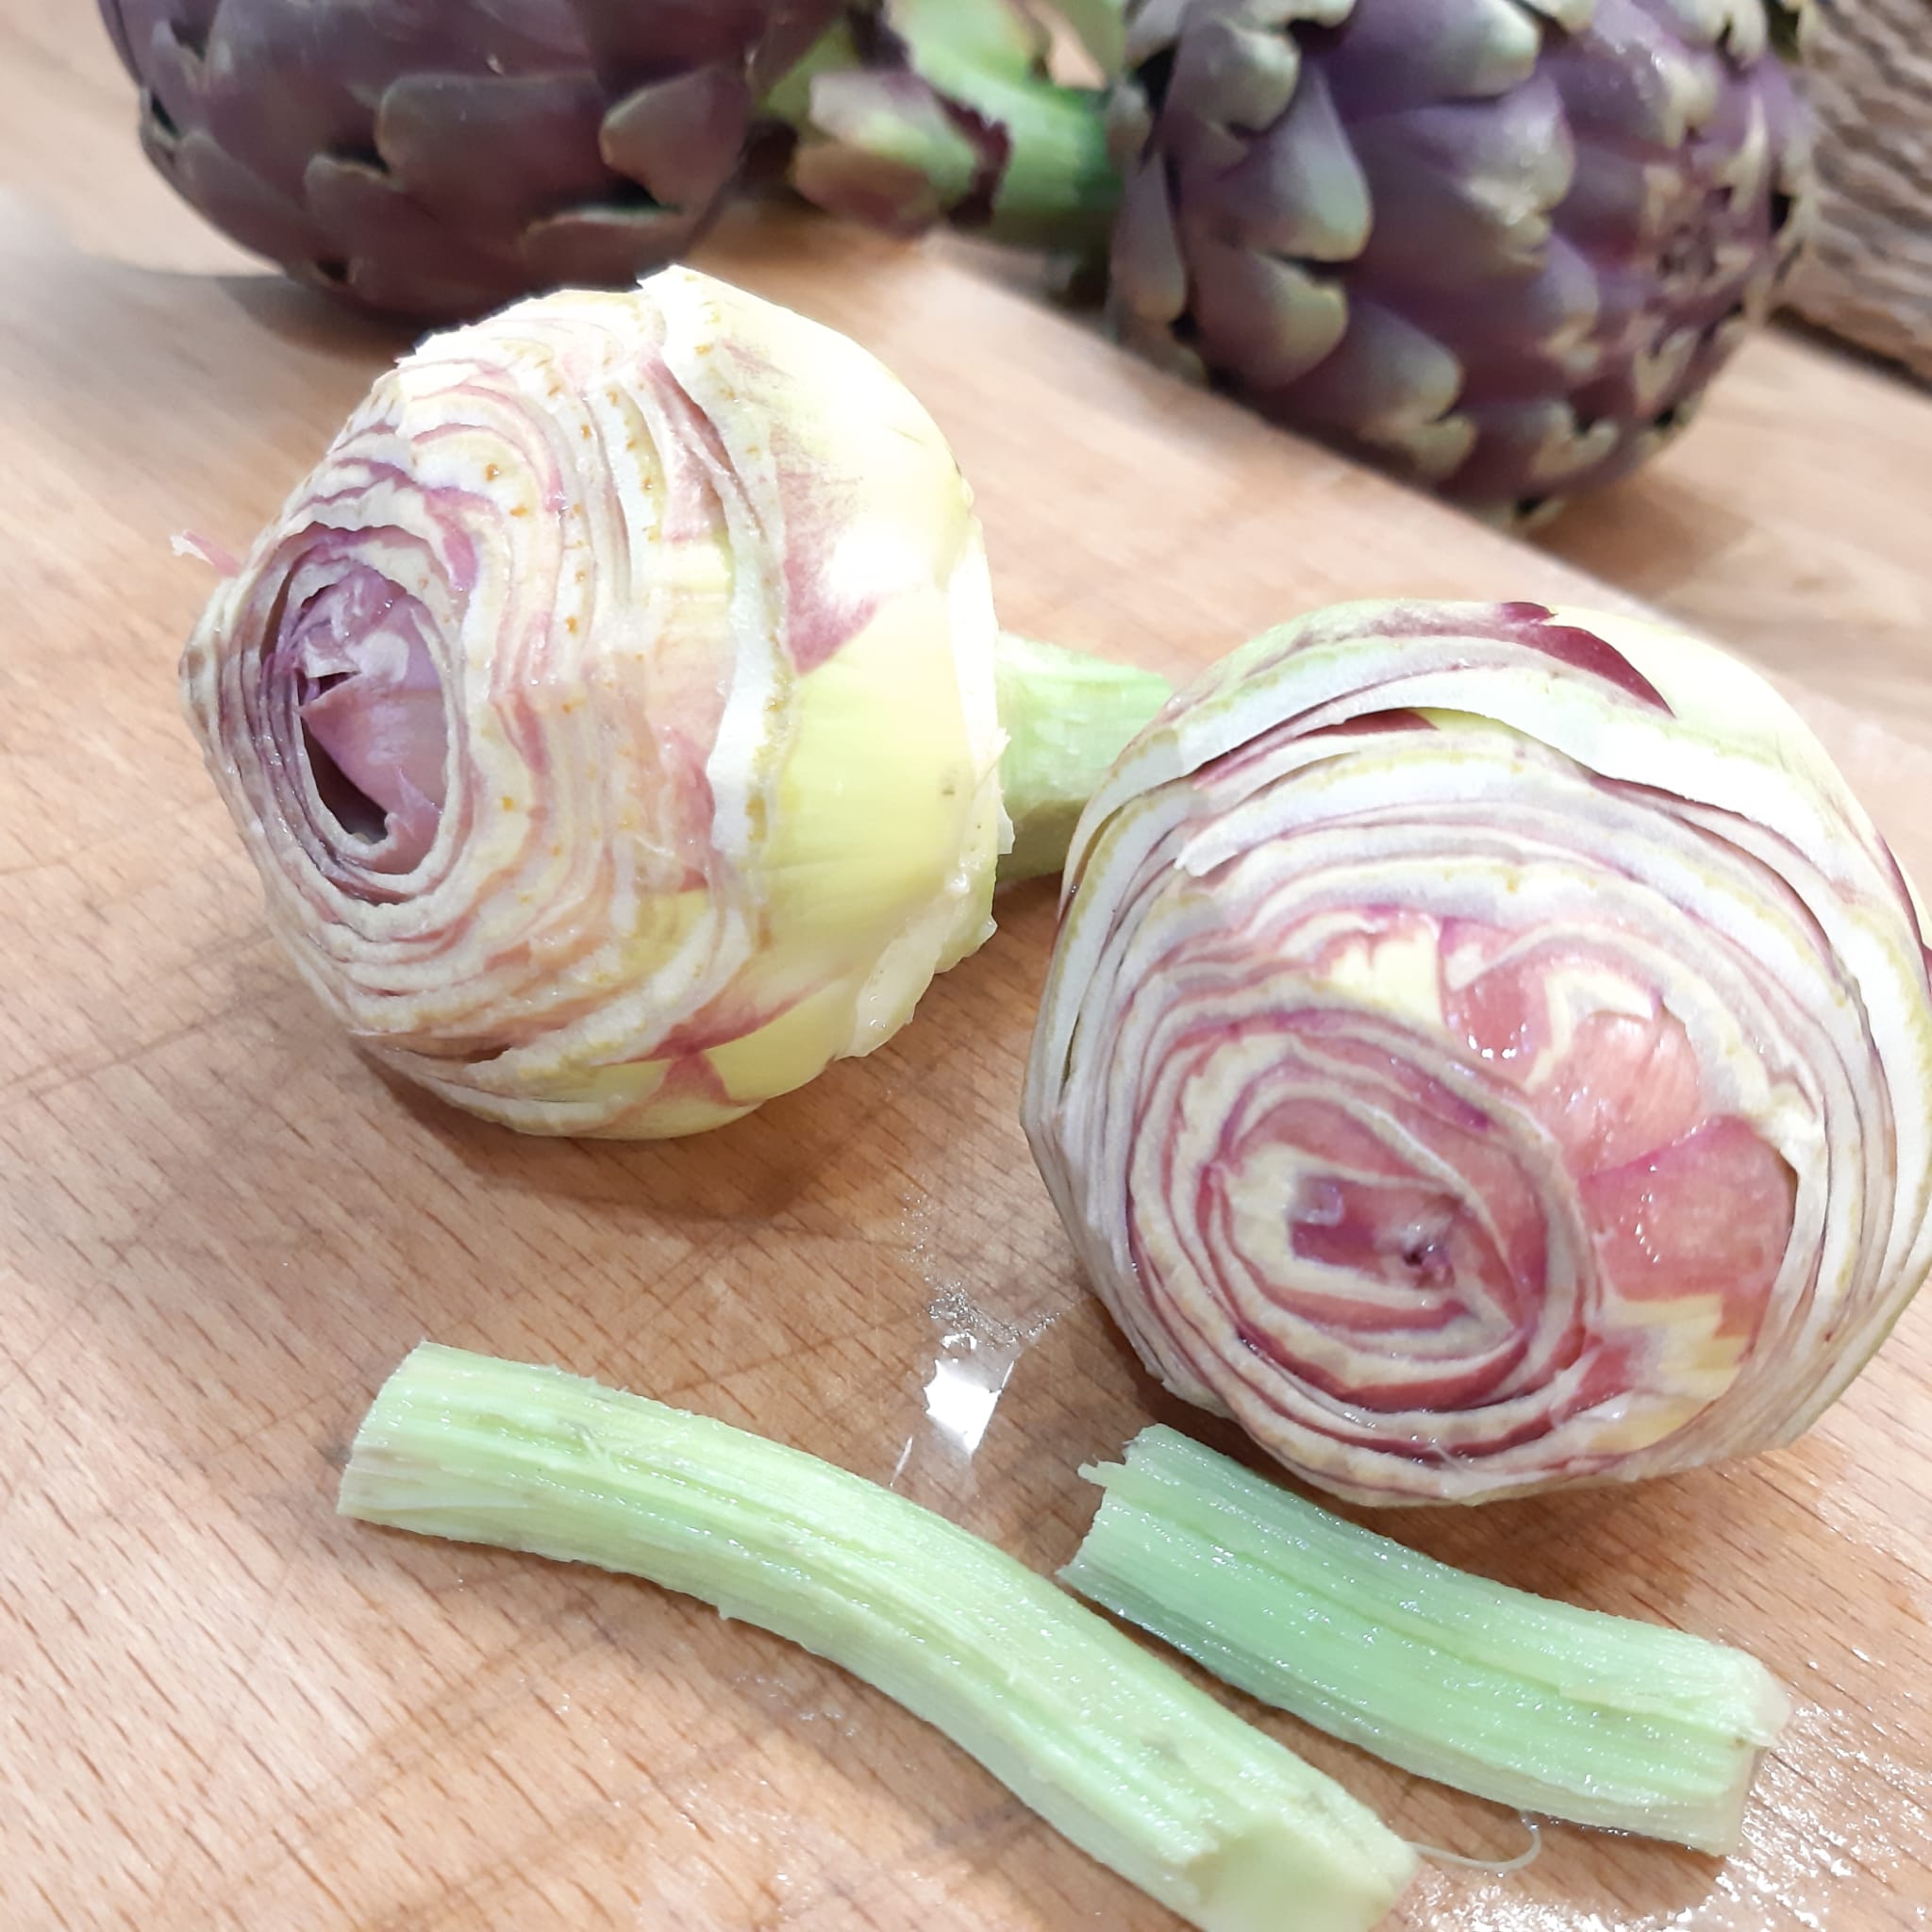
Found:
[1025,600,1932,1503]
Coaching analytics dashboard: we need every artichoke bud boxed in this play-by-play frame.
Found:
[1113,0,1816,523]
[99,0,847,318]
[767,0,1816,523]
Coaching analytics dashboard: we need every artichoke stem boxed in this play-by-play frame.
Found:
[768,0,1121,251]
[951,71,1120,250]
[995,631,1170,885]
[340,1345,1417,1932]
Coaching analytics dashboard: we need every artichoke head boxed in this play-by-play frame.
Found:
[99,0,841,318]
[1111,0,1815,523]
[781,0,1814,524]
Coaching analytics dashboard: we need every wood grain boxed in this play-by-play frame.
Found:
[4,12,1932,1932]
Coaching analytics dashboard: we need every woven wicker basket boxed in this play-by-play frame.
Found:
[1786,0,1932,381]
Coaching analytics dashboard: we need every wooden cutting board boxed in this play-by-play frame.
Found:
[5,14,1931,1932]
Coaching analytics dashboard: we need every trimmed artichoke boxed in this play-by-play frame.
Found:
[99,0,841,318]
[786,0,1813,522]
[1024,601,1932,1504]
[183,269,1165,1137]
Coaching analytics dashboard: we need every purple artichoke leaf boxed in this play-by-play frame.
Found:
[1110,0,1815,522]
[98,0,841,319]
[600,67,758,211]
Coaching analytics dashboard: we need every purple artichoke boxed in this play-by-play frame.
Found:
[99,0,840,319]
[786,0,1813,523]
[1112,0,1812,522]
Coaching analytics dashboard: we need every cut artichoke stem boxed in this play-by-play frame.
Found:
[1064,1426,1793,1857]
[773,0,1123,247]
[971,77,1122,247]
[340,1345,1417,1932]
[995,632,1171,884]
[898,0,1121,248]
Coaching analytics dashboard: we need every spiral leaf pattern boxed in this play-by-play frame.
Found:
[1024,601,1932,1503]
[185,269,1003,1137]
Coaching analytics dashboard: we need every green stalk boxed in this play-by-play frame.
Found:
[1063,1428,1792,1857]
[894,0,1120,247]
[341,1346,1416,1932]
[995,633,1170,883]
[766,0,1123,251]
